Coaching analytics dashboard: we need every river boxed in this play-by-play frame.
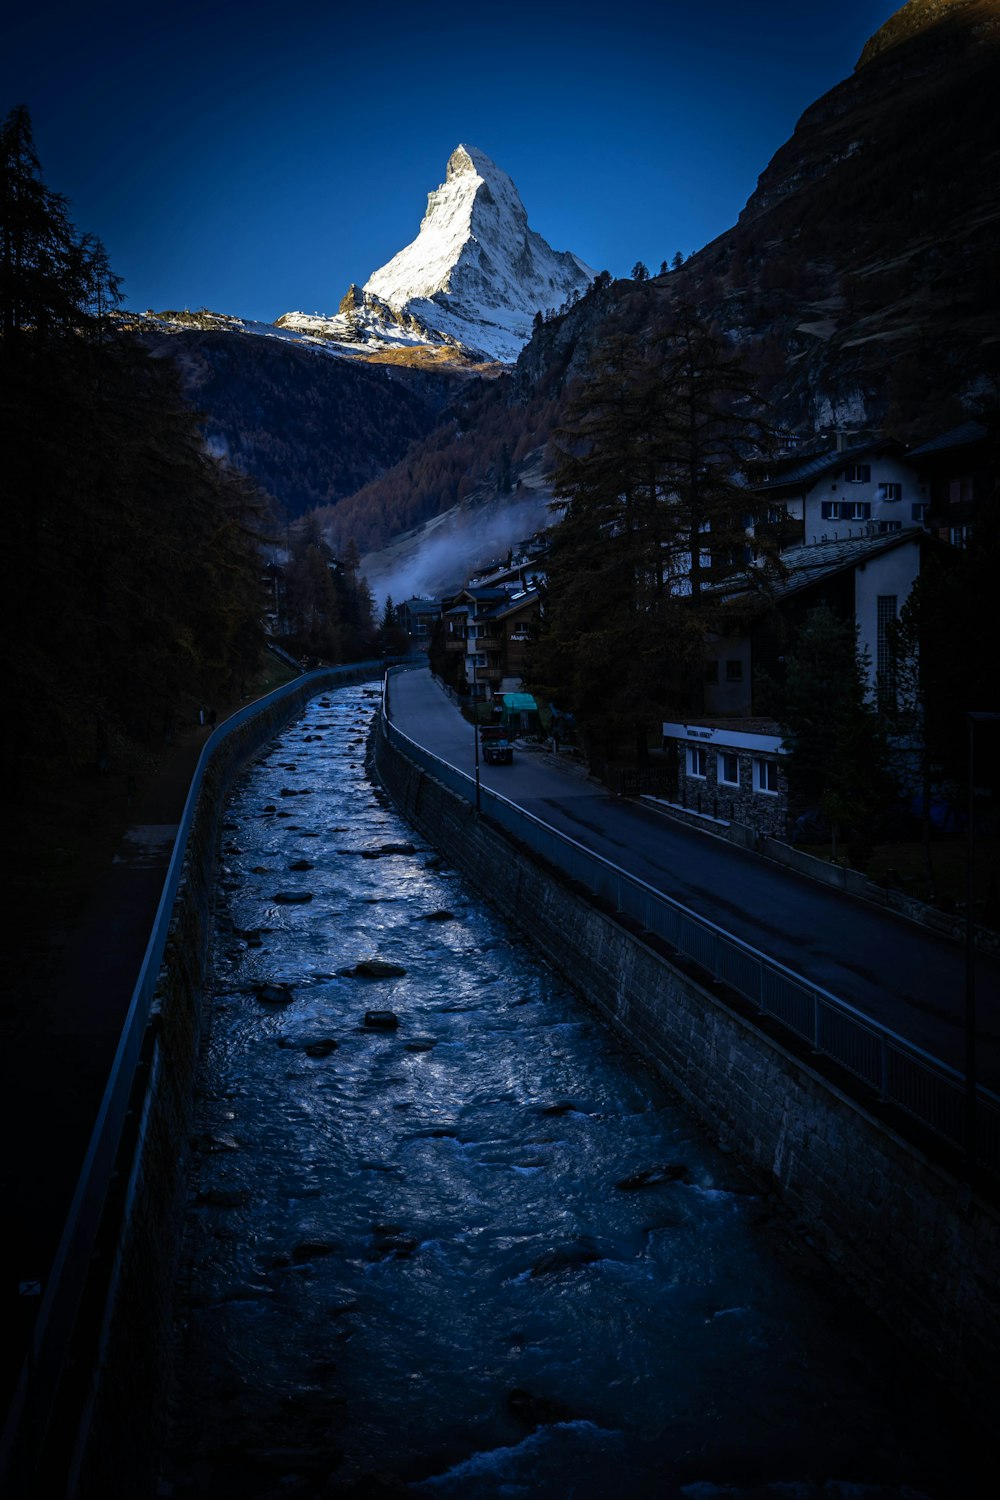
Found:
[160,683,970,1499]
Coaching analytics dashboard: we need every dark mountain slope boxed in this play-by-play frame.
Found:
[143,329,453,521]
[519,0,1000,436]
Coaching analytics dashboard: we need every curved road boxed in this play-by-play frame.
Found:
[388,667,1000,1091]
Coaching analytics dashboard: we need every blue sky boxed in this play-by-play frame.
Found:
[3,0,898,322]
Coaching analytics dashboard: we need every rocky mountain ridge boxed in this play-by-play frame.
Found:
[346,0,998,587]
[279,145,594,363]
[515,0,999,436]
[135,0,998,571]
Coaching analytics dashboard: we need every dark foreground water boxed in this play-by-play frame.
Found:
[161,685,971,1499]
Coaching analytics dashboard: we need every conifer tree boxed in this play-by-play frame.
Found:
[3,107,265,775]
[530,308,777,762]
[776,605,896,866]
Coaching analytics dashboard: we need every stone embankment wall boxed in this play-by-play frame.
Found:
[373,722,1000,1427]
[74,669,380,1500]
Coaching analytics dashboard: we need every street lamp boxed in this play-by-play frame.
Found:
[965,710,1000,1169]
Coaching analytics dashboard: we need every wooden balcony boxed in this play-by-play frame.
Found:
[475,664,503,683]
[444,637,465,652]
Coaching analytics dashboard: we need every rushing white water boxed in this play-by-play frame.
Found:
[162,685,967,1498]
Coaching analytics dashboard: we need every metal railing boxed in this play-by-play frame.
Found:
[380,675,1000,1176]
[1,660,392,1497]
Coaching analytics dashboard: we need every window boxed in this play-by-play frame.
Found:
[754,759,778,794]
[846,501,872,521]
[821,501,842,520]
[844,464,871,484]
[725,659,743,682]
[911,502,928,523]
[688,746,707,779]
[704,661,719,684]
[950,525,973,548]
[878,482,902,502]
[718,751,740,786]
[948,475,974,505]
[876,595,898,708]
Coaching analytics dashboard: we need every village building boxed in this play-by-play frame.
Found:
[396,596,442,652]
[439,585,542,703]
[906,419,991,552]
[663,529,929,837]
[750,436,930,549]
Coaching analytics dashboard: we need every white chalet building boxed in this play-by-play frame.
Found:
[752,437,931,547]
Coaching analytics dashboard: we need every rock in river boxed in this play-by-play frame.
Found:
[254,982,296,1006]
[343,959,407,978]
[360,842,416,859]
[616,1163,691,1191]
[304,1038,339,1058]
[273,891,314,905]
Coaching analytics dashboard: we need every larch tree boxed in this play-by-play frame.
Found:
[529,306,777,763]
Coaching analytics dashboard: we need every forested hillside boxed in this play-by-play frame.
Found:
[1,106,266,859]
[318,371,565,554]
[143,327,447,522]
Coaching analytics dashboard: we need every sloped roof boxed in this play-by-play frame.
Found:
[718,528,923,606]
[764,528,922,600]
[400,597,441,614]
[479,588,541,621]
[754,437,898,493]
[906,421,989,458]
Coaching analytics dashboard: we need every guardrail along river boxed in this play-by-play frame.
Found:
[162,684,970,1499]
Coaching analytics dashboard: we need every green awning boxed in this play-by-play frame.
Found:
[501,693,537,711]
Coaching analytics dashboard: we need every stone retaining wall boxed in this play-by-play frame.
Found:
[374,720,1000,1428]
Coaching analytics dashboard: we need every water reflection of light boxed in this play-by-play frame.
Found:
[163,687,961,1500]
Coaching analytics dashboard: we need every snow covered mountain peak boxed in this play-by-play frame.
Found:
[445,143,498,180]
[280,145,594,364]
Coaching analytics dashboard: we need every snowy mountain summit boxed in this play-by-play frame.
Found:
[279,145,594,363]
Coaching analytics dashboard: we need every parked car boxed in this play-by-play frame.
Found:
[480,725,513,765]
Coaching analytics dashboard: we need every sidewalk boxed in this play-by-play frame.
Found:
[1,721,213,1416]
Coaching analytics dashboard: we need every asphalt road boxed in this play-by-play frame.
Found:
[387,667,1000,1091]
